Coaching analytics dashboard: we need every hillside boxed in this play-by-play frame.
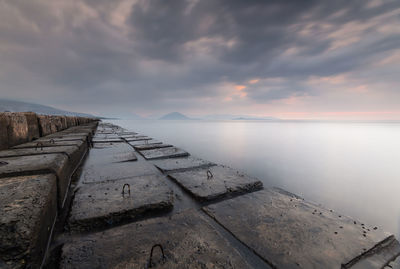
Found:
[159,112,190,120]
[0,99,97,118]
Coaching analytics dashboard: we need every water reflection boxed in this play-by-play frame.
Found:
[107,119,400,237]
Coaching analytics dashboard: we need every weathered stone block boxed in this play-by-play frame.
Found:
[0,145,86,176]
[0,174,57,268]
[203,188,399,268]
[92,138,123,143]
[13,139,85,150]
[80,159,159,184]
[22,112,40,141]
[168,165,263,201]
[61,210,252,268]
[151,157,215,173]
[84,143,137,166]
[139,147,189,160]
[0,154,71,208]
[3,113,29,147]
[134,143,173,151]
[127,139,162,146]
[124,136,152,142]
[37,115,53,136]
[69,174,173,231]
[0,114,9,150]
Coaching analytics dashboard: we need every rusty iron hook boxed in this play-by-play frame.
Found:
[207,170,213,179]
[148,244,166,268]
[122,183,131,196]
[35,142,44,151]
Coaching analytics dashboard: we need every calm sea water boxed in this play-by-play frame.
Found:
[106,119,400,237]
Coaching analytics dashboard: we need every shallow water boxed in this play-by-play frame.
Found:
[107,119,400,237]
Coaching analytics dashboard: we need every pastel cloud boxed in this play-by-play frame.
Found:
[0,0,399,119]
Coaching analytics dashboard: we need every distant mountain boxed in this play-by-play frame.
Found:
[0,99,98,118]
[159,112,190,120]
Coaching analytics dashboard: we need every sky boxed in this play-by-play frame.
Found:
[0,0,399,120]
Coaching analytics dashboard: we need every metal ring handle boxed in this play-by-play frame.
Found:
[148,244,166,268]
[207,170,213,179]
[35,142,43,151]
[122,183,131,196]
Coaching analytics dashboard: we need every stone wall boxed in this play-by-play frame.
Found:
[0,112,98,150]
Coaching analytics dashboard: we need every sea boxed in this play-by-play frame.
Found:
[106,119,400,237]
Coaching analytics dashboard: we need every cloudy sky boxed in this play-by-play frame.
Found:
[1,0,399,119]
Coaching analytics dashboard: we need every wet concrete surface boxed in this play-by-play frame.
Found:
[46,132,92,138]
[84,143,137,165]
[124,136,152,142]
[69,174,174,232]
[151,156,215,173]
[203,188,400,268]
[134,143,173,151]
[139,147,189,160]
[79,153,159,184]
[0,154,71,208]
[0,174,57,268]
[168,165,263,202]
[13,139,85,150]
[127,139,162,146]
[36,136,87,142]
[0,146,86,176]
[92,137,123,143]
[348,236,400,268]
[61,210,253,269]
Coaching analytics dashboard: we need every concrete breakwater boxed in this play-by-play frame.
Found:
[0,120,399,268]
[0,112,96,151]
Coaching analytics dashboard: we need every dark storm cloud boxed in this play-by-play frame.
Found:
[0,0,399,115]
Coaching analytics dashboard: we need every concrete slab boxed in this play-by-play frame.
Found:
[124,137,152,142]
[203,188,398,269]
[13,139,85,150]
[22,112,40,141]
[0,114,9,150]
[3,113,30,147]
[117,132,137,136]
[347,236,400,268]
[168,165,263,201]
[69,174,173,231]
[134,143,173,151]
[384,255,400,269]
[120,135,147,139]
[0,174,57,268]
[61,210,252,268]
[92,138,123,143]
[46,132,91,138]
[93,134,119,139]
[0,154,71,208]
[37,115,54,136]
[84,143,137,166]
[0,145,86,175]
[35,136,87,143]
[139,147,189,160]
[80,158,159,184]
[151,157,215,173]
[127,139,162,146]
